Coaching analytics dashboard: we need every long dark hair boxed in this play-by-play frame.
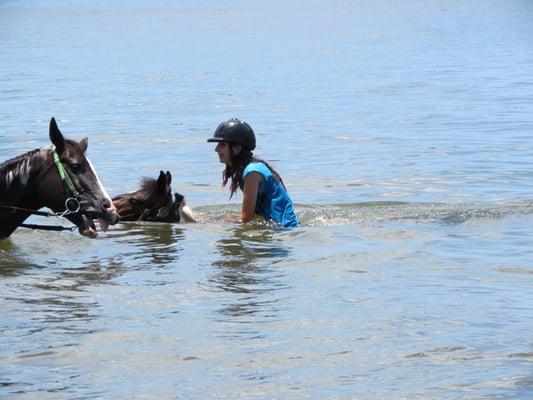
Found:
[223,147,283,198]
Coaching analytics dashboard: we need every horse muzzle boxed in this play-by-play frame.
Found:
[96,200,120,230]
[77,199,120,237]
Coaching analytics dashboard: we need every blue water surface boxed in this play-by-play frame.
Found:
[1,1,532,399]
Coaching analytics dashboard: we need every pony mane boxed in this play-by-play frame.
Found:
[140,178,160,196]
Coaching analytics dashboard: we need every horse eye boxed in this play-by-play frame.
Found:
[70,163,84,174]
[129,198,141,205]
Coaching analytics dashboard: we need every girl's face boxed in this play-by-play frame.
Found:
[215,142,240,165]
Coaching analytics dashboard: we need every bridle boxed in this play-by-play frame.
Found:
[51,148,82,216]
[0,147,84,231]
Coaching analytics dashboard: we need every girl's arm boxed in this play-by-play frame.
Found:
[240,172,263,222]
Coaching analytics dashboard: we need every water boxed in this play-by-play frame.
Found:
[1,0,532,398]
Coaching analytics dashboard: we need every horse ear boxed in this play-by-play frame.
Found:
[49,117,65,153]
[157,170,166,194]
[79,137,88,153]
[166,171,172,186]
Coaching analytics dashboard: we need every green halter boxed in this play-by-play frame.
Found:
[53,148,81,198]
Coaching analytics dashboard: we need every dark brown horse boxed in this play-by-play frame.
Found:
[112,171,196,223]
[0,118,120,239]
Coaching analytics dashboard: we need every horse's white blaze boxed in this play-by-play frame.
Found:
[86,157,112,203]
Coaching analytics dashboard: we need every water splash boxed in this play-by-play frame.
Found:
[193,200,533,227]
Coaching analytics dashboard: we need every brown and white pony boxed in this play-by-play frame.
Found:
[112,171,196,223]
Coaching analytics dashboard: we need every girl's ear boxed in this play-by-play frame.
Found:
[231,144,242,155]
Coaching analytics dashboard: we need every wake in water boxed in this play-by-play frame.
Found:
[193,200,533,227]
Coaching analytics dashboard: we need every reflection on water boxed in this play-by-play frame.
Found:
[212,227,290,272]
[208,226,291,321]
[0,247,37,278]
[0,251,122,342]
[112,222,186,268]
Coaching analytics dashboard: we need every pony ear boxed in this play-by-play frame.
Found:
[165,171,172,186]
[157,170,166,194]
[49,117,65,153]
[79,137,88,153]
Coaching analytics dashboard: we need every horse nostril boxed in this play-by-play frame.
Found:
[100,200,109,209]
[100,199,115,212]
[109,201,118,213]
[174,193,184,203]
[98,199,120,224]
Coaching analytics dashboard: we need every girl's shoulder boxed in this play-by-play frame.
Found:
[243,161,271,178]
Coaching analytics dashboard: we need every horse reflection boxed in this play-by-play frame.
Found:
[111,220,185,267]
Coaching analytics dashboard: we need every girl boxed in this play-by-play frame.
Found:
[207,118,299,228]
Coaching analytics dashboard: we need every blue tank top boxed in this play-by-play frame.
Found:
[242,162,300,228]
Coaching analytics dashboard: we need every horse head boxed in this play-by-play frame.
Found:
[37,118,120,237]
[113,170,196,223]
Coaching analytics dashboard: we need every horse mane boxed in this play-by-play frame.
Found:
[140,177,163,195]
[0,147,51,192]
[0,147,42,172]
[0,139,85,172]
[0,140,84,193]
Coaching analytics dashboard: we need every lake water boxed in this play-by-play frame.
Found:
[1,1,532,399]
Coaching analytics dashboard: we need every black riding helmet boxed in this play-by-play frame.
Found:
[207,118,256,151]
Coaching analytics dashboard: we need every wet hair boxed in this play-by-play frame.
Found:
[222,145,283,198]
